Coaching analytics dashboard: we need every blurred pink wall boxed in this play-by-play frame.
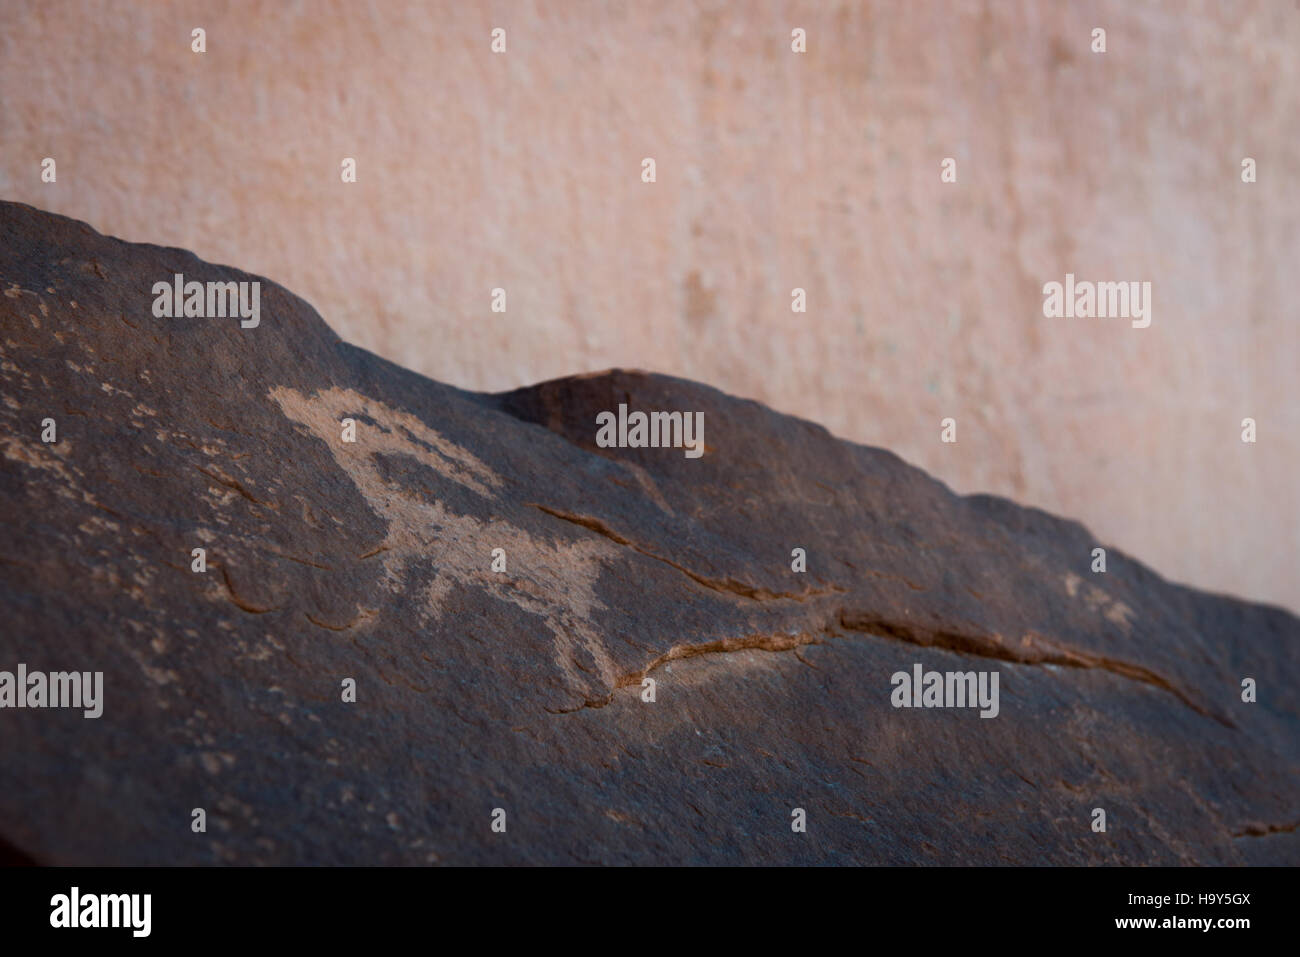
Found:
[2,0,1296,610]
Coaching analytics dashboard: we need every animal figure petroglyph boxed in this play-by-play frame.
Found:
[271,386,620,704]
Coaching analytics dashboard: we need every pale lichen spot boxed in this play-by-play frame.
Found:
[1064,571,1082,598]
[1104,601,1136,633]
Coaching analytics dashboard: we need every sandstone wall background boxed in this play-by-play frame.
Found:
[1,0,1296,611]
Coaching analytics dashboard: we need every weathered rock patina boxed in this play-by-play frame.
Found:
[1,202,1296,865]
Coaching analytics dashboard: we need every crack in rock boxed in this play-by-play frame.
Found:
[529,503,845,602]
[838,611,1234,728]
[1233,820,1300,838]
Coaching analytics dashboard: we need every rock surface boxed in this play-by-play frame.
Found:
[0,201,1296,865]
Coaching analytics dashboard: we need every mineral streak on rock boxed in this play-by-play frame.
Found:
[0,201,1296,865]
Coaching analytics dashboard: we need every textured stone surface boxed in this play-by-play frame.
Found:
[1,0,1297,612]
[1,202,1296,865]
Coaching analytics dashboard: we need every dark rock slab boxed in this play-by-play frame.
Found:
[0,200,1296,865]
